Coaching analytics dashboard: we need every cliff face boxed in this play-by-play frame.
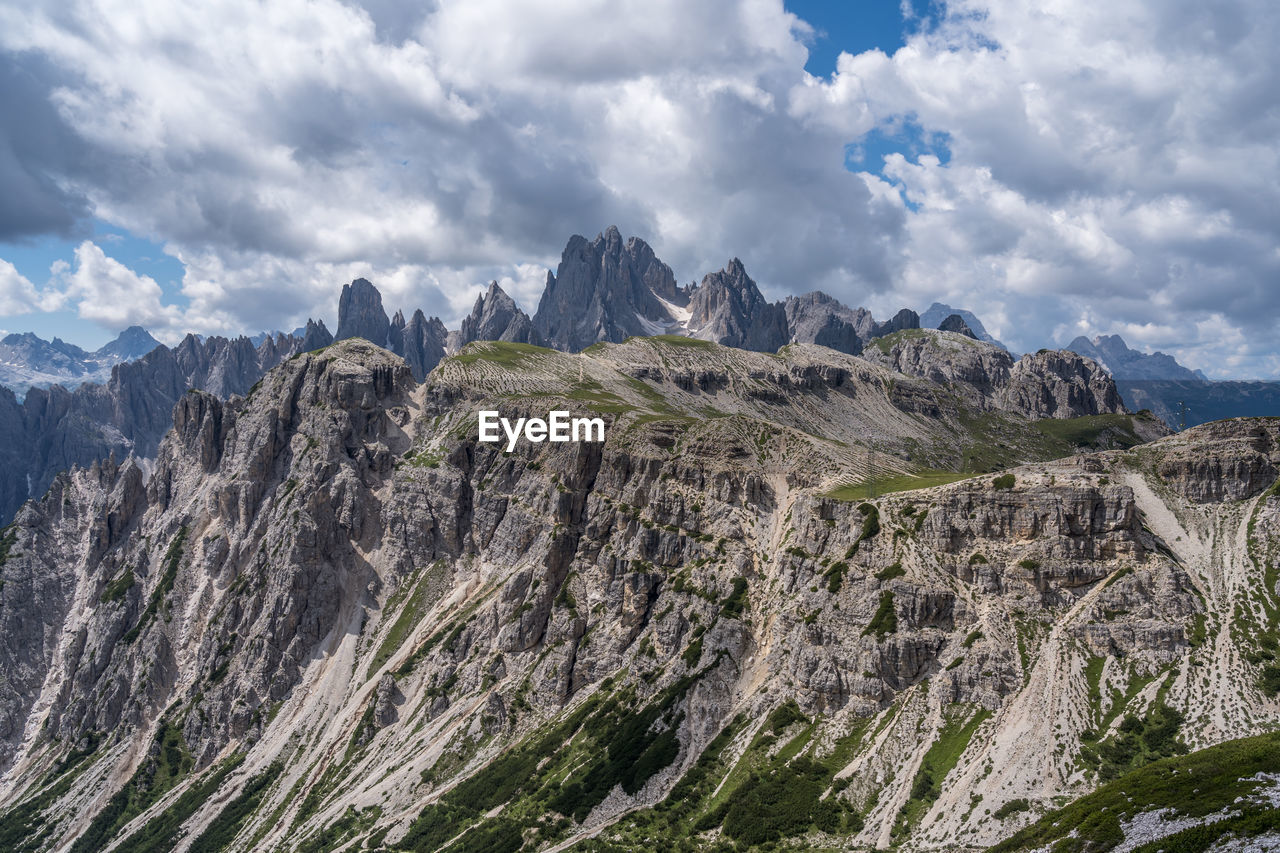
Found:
[533,227,685,351]
[0,331,309,526]
[865,328,1133,421]
[0,340,1273,853]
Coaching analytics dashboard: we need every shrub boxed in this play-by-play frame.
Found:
[863,591,898,637]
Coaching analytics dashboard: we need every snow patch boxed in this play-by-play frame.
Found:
[652,290,691,327]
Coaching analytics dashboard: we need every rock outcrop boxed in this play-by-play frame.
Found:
[533,226,686,351]
[335,277,391,346]
[450,281,540,351]
[937,313,978,339]
[686,258,789,351]
[1001,348,1128,419]
[784,291,875,355]
[865,328,1131,421]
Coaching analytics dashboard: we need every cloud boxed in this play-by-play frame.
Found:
[791,0,1280,376]
[0,0,902,329]
[0,259,42,315]
[0,52,91,239]
[0,0,1276,376]
[50,241,182,331]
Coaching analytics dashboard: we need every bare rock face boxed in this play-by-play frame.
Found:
[865,329,1129,420]
[687,258,788,352]
[938,313,978,339]
[298,318,334,352]
[534,226,685,351]
[450,281,541,351]
[784,292,874,355]
[390,308,448,381]
[1155,418,1280,502]
[874,307,920,337]
[1000,348,1127,418]
[335,277,391,347]
[864,328,1015,411]
[0,330,315,525]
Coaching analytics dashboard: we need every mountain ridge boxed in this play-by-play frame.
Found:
[0,336,1273,852]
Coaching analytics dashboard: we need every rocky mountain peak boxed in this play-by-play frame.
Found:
[533,227,683,351]
[298,318,333,352]
[452,281,539,352]
[686,258,788,351]
[919,302,1006,349]
[96,325,162,361]
[784,292,875,356]
[1065,333,1206,381]
[874,307,921,338]
[938,313,978,339]
[336,277,391,347]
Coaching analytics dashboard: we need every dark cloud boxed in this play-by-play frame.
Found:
[0,54,90,240]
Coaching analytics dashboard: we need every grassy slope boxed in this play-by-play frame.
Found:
[988,732,1280,853]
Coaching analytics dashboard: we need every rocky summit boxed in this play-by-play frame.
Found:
[2,326,1279,853]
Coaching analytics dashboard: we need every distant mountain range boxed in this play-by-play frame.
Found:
[0,325,160,394]
[1064,334,1208,382]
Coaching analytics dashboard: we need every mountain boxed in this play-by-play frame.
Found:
[863,328,1133,421]
[1058,335,1280,430]
[1065,334,1207,382]
[0,330,307,525]
[919,302,1006,350]
[533,227,926,357]
[448,281,540,351]
[685,257,789,351]
[1117,378,1280,430]
[0,325,161,394]
[533,226,687,350]
[2,335,1275,853]
[335,277,392,346]
[937,313,977,338]
[784,291,875,355]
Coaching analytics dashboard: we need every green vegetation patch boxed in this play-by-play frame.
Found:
[69,721,195,853]
[109,754,244,853]
[451,340,553,366]
[398,675,703,851]
[645,334,716,349]
[989,731,1280,853]
[1033,413,1146,452]
[992,473,1016,491]
[894,706,992,838]
[875,562,906,581]
[720,577,750,620]
[368,561,446,680]
[863,590,898,637]
[1079,700,1187,782]
[187,761,284,853]
[827,469,971,500]
[0,733,105,853]
[100,569,137,604]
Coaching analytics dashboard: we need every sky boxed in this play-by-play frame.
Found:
[0,1,1277,378]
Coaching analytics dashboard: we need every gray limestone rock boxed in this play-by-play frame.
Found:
[335,277,391,347]
[533,226,685,351]
[686,258,788,352]
[784,292,874,355]
[451,281,541,352]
